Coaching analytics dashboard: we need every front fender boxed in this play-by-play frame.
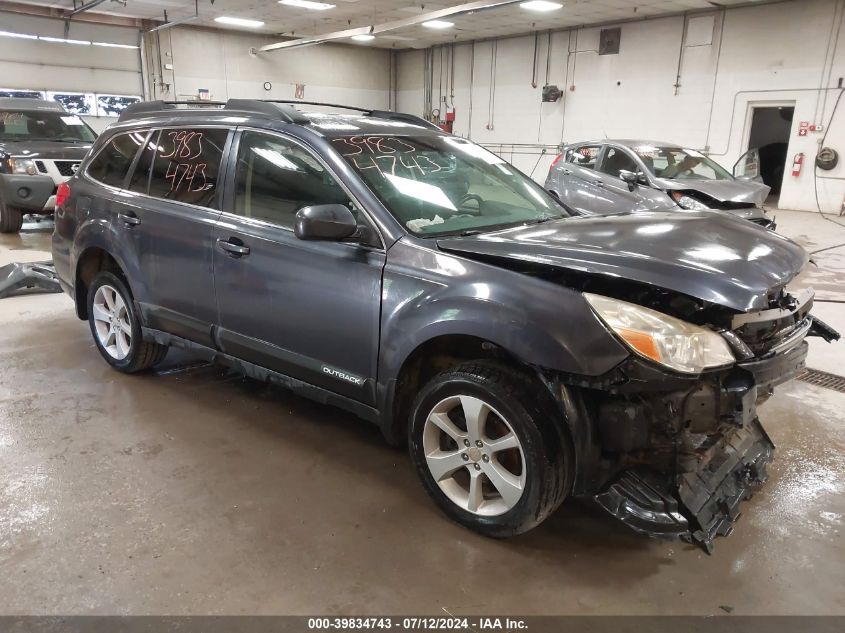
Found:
[378,239,629,386]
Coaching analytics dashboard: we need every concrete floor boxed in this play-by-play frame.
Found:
[1,210,844,615]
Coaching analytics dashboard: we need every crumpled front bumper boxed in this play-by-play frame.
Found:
[592,340,809,552]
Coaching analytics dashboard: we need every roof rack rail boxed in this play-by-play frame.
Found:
[368,110,441,131]
[118,100,226,121]
[223,99,311,124]
[117,98,442,131]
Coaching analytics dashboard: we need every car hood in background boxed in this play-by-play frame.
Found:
[437,212,807,312]
[655,177,771,206]
[0,140,93,160]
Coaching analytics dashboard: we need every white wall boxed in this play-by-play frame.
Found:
[144,27,391,110]
[397,0,845,213]
[0,10,142,132]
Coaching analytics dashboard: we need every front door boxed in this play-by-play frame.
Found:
[594,145,647,211]
[212,130,385,405]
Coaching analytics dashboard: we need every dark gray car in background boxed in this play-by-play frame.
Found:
[546,139,776,229]
[52,100,837,551]
[0,98,97,233]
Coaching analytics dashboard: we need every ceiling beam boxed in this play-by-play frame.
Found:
[259,0,525,52]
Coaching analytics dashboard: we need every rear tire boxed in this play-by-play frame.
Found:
[87,271,168,373]
[408,360,573,537]
[0,199,23,233]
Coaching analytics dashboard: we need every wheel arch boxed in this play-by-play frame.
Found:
[74,245,132,319]
[380,332,545,447]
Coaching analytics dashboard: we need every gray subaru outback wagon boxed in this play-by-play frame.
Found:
[52,99,838,551]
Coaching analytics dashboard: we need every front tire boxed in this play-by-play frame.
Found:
[409,361,573,537]
[0,199,23,233]
[87,271,168,373]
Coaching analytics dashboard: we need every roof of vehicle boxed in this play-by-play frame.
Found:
[116,99,444,138]
[569,139,685,151]
[0,97,65,112]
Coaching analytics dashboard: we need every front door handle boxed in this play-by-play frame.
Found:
[593,180,605,188]
[118,212,140,227]
[216,238,250,258]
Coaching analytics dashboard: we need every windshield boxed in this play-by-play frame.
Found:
[331,135,566,236]
[633,145,732,181]
[0,110,97,143]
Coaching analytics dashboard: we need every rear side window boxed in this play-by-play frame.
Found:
[565,145,601,170]
[232,131,351,229]
[86,132,145,188]
[128,130,157,194]
[147,128,228,207]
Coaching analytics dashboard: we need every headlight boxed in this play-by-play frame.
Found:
[584,293,735,374]
[11,158,38,175]
[670,191,710,210]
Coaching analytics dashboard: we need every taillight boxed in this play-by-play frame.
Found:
[549,153,563,172]
[55,182,70,208]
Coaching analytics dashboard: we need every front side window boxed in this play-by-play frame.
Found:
[147,127,228,207]
[632,145,732,181]
[565,144,601,170]
[598,147,639,179]
[0,110,96,142]
[233,131,351,229]
[331,135,565,236]
[86,131,147,188]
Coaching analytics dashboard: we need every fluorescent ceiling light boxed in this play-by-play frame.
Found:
[351,34,375,41]
[0,30,37,40]
[520,1,563,11]
[422,20,454,29]
[40,36,91,45]
[214,16,265,28]
[279,0,335,9]
[92,41,139,49]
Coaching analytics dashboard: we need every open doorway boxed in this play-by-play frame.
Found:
[747,105,794,204]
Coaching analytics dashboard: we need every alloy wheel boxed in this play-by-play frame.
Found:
[92,284,132,360]
[422,394,526,516]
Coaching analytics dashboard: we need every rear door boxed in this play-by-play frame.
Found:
[212,129,385,405]
[558,143,612,214]
[120,126,232,346]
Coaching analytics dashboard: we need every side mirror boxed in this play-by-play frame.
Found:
[619,169,646,190]
[295,204,358,241]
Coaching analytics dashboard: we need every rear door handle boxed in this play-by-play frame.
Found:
[561,168,571,175]
[593,180,605,188]
[118,212,140,227]
[216,238,250,257]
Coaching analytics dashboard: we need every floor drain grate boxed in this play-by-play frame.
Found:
[797,368,845,393]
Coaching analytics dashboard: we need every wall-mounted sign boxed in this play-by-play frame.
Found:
[263,82,272,91]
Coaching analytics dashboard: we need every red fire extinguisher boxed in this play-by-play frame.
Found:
[792,152,804,177]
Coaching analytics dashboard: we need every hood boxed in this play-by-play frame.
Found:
[656,177,770,206]
[0,139,93,160]
[436,211,808,312]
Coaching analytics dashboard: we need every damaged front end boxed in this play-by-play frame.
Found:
[567,288,838,553]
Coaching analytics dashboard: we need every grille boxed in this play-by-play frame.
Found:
[797,369,845,393]
[35,160,47,173]
[55,160,80,177]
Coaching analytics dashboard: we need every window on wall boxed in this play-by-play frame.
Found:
[147,128,229,207]
[86,132,146,188]
[233,131,351,229]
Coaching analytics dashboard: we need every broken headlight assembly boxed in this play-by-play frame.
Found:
[670,190,710,211]
[584,293,735,374]
[9,158,38,175]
